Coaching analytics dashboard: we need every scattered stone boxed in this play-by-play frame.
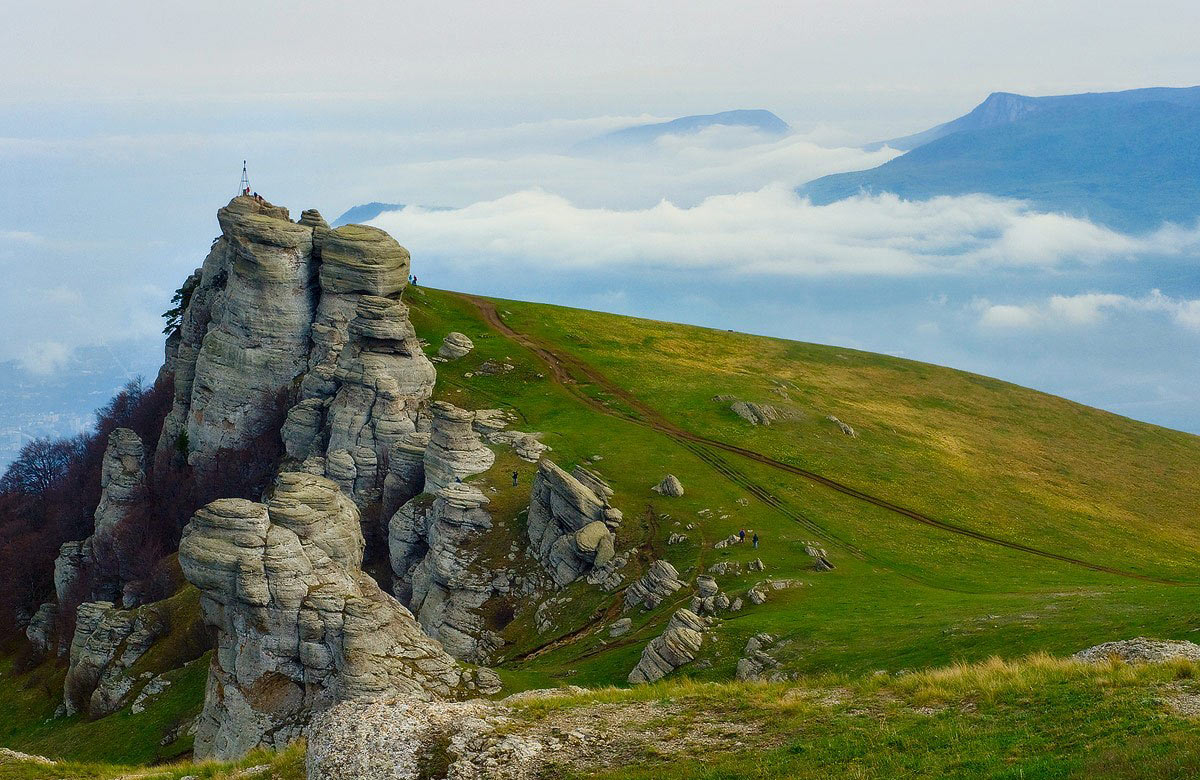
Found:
[827,415,857,438]
[708,561,741,576]
[624,561,685,610]
[747,585,768,605]
[652,474,684,497]
[628,609,707,684]
[736,633,787,681]
[731,401,779,426]
[487,430,551,462]
[748,558,766,572]
[438,332,474,359]
[475,359,515,375]
[586,551,630,592]
[667,533,688,545]
[609,618,632,637]
[805,543,835,571]
[713,534,743,549]
[130,674,172,714]
[1074,638,1200,664]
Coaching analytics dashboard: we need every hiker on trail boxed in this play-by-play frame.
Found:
[738,528,746,542]
[512,471,519,487]
[412,275,418,286]
[752,532,759,549]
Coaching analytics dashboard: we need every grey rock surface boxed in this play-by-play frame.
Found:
[730,401,779,426]
[389,483,504,662]
[438,332,474,359]
[89,428,147,600]
[63,600,166,717]
[423,402,496,493]
[178,471,493,760]
[1074,637,1200,663]
[624,561,684,611]
[527,460,618,587]
[628,608,706,685]
[735,633,785,681]
[652,474,684,497]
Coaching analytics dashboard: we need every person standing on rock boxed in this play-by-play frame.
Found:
[752,532,759,549]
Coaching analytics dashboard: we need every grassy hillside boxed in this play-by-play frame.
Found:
[405,286,1200,685]
[4,654,1198,779]
[3,284,1198,772]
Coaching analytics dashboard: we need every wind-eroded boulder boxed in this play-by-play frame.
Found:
[179,472,494,760]
[63,600,166,717]
[652,474,684,497]
[527,460,620,587]
[438,332,474,359]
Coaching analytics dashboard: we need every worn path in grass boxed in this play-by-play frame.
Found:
[459,293,1184,587]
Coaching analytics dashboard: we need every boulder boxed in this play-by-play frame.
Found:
[624,560,684,610]
[628,608,706,684]
[609,618,632,637]
[652,474,684,497]
[730,401,779,426]
[1074,638,1200,664]
[487,430,551,462]
[438,332,474,359]
[827,415,857,438]
[805,543,834,571]
[527,460,619,587]
[63,601,166,717]
[179,472,493,759]
[735,633,785,681]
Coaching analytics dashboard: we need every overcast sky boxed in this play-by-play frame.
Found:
[5,1,1200,130]
[1,1,1199,464]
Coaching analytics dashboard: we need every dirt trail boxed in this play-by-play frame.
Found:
[460,293,1185,587]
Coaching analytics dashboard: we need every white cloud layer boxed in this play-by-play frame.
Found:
[372,186,1200,277]
[975,290,1200,331]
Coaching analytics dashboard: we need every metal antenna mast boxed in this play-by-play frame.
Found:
[239,161,250,196]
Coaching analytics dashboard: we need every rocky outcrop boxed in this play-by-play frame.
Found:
[731,401,779,426]
[690,575,733,616]
[157,196,319,472]
[24,602,58,654]
[805,542,834,571]
[438,332,474,359]
[526,460,620,587]
[735,633,785,681]
[1074,638,1200,663]
[53,539,93,604]
[827,415,857,438]
[422,402,495,493]
[652,474,684,497]
[178,472,495,759]
[623,560,684,611]
[63,600,166,717]
[89,428,147,601]
[628,608,706,684]
[381,432,430,518]
[388,483,506,662]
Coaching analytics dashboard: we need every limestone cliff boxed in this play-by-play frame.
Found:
[178,472,497,759]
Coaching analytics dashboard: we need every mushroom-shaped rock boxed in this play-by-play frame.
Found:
[438,332,474,359]
[320,224,411,297]
[423,401,496,492]
[652,474,684,497]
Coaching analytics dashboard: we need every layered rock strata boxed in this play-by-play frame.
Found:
[623,560,684,611]
[628,608,706,684]
[89,428,148,601]
[63,600,166,717]
[178,472,495,759]
[389,483,506,662]
[422,401,496,493]
[526,460,620,587]
[157,196,319,472]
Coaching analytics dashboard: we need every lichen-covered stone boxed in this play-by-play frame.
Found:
[63,601,166,717]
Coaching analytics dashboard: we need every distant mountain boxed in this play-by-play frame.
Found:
[576,109,790,152]
[332,202,406,226]
[803,86,1200,232]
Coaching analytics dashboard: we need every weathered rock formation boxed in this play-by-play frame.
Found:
[178,472,495,759]
[24,602,58,654]
[389,483,507,662]
[731,401,779,426]
[422,402,496,493]
[157,196,319,472]
[827,415,857,438]
[526,460,620,587]
[805,542,835,571]
[690,575,733,616]
[735,633,785,681]
[63,600,166,717]
[628,608,706,684]
[1074,637,1200,663]
[89,428,147,601]
[438,332,474,359]
[623,560,684,611]
[652,474,684,497]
